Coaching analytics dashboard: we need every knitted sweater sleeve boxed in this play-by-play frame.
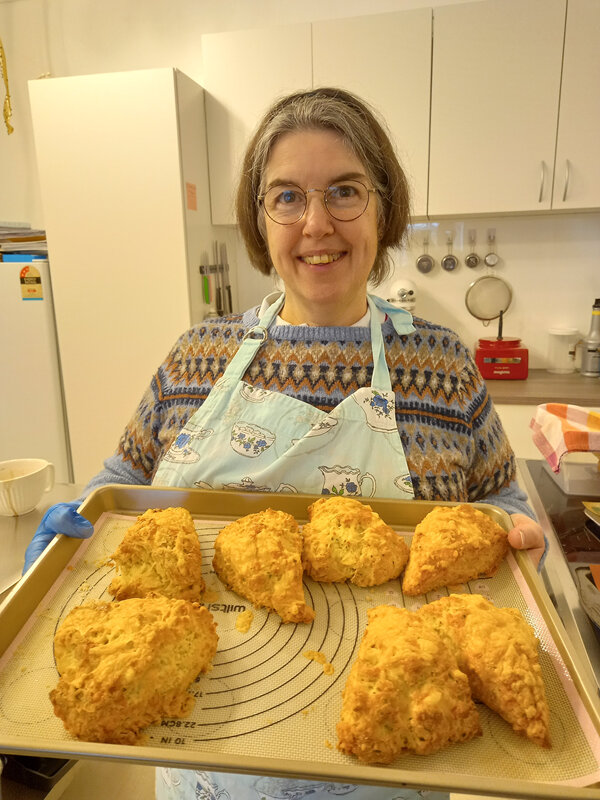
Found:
[451,337,536,519]
[393,318,535,519]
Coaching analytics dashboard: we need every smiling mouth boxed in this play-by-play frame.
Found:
[300,253,343,265]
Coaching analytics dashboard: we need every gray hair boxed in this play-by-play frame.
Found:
[236,87,412,285]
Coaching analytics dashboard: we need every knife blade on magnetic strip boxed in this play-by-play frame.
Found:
[222,242,233,313]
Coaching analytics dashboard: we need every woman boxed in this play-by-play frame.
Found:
[25,88,545,799]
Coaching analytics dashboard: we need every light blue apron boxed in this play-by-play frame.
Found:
[153,294,447,800]
[153,294,415,499]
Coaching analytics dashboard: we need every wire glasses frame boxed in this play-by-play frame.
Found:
[258,180,377,225]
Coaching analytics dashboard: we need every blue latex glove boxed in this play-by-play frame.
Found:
[22,501,94,574]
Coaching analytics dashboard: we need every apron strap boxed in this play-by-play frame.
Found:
[222,292,286,381]
[369,294,415,336]
[225,292,414,388]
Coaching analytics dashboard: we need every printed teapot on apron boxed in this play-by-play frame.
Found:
[153,294,415,500]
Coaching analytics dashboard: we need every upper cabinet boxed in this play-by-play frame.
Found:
[312,10,432,219]
[202,13,430,224]
[201,24,312,225]
[552,0,600,210]
[202,0,599,223]
[428,0,566,217]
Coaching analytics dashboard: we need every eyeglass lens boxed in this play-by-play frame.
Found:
[262,180,370,224]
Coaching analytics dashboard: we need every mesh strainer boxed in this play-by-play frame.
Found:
[465,274,513,325]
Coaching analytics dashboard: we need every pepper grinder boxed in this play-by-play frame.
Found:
[580,298,600,377]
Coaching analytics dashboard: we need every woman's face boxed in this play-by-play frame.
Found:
[262,129,378,326]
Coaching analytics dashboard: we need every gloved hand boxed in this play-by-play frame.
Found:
[22,501,94,574]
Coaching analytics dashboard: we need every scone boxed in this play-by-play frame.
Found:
[108,507,205,601]
[302,496,409,586]
[50,594,218,744]
[402,504,509,596]
[337,605,481,763]
[418,593,550,747]
[212,508,315,623]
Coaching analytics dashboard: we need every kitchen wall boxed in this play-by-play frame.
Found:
[2,0,599,369]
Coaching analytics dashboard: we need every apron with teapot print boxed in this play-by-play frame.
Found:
[153,294,415,499]
[153,294,449,800]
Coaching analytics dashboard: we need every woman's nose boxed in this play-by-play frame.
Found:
[302,192,334,237]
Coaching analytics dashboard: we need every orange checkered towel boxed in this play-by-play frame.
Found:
[530,403,600,472]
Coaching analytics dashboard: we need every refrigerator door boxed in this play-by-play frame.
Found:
[0,257,72,483]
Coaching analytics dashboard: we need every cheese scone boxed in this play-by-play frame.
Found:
[337,605,481,763]
[418,593,550,747]
[302,496,409,586]
[50,594,218,744]
[402,504,509,596]
[213,508,315,623]
[108,507,205,602]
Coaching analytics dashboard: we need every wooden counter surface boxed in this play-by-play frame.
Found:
[486,369,599,406]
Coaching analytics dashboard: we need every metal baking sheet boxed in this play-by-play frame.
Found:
[0,486,599,800]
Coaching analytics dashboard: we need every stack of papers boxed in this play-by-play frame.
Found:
[0,223,47,254]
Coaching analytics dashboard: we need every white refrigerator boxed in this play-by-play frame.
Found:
[0,255,72,483]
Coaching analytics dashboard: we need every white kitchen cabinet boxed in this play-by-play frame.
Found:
[312,9,432,219]
[552,0,600,211]
[29,68,218,483]
[201,24,312,225]
[428,0,566,217]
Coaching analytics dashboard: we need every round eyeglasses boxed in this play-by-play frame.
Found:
[258,180,377,225]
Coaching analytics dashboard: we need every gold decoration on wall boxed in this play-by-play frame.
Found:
[0,37,14,135]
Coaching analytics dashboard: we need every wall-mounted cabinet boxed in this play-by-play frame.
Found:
[202,0,599,223]
[428,0,566,217]
[429,0,600,217]
[552,0,600,210]
[202,13,430,224]
[312,9,431,219]
[201,25,312,226]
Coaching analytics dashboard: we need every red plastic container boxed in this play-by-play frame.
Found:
[475,337,529,380]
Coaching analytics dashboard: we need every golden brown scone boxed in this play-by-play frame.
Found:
[402,504,509,596]
[212,508,314,623]
[50,594,218,744]
[108,507,205,602]
[337,605,481,763]
[302,496,409,587]
[418,593,550,747]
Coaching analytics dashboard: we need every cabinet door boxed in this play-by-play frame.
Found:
[202,25,312,225]
[552,0,600,210]
[428,0,566,217]
[312,9,432,219]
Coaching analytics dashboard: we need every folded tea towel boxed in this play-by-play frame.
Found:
[530,403,600,472]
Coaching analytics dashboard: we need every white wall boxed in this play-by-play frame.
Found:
[1,0,599,370]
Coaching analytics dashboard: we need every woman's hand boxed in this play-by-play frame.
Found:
[508,513,547,568]
[22,502,94,574]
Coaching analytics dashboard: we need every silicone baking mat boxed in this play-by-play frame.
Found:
[0,500,599,798]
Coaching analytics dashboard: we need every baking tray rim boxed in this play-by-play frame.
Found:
[0,484,599,800]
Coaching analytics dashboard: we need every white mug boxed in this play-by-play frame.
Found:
[0,458,55,516]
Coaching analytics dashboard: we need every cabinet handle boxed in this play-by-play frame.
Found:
[538,161,546,203]
[562,159,571,202]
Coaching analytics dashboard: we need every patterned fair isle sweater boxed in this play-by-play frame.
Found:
[81,304,534,519]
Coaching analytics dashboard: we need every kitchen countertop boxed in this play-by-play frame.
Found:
[0,483,84,601]
[486,369,599,406]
